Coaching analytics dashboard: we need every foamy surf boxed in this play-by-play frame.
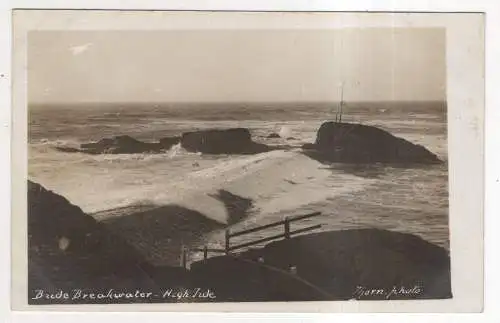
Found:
[30,140,197,163]
[81,150,375,226]
[30,146,374,227]
[182,150,374,219]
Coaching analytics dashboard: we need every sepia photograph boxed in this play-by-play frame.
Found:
[9,10,484,311]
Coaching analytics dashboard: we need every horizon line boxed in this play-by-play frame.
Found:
[29,99,447,106]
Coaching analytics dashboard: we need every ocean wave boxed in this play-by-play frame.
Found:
[31,150,375,226]
[30,140,199,163]
[90,143,199,162]
[30,138,81,147]
[177,150,376,220]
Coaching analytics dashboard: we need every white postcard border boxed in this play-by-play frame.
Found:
[2,3,491,319]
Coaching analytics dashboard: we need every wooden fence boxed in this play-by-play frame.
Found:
[189,211,322,264]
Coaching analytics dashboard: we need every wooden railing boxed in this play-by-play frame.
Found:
[189,211,322,263]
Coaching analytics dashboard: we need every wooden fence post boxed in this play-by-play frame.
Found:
[179,244,183,267]
[284,217,290,239]
[225,229,230,254]
[181,245,187,269]
[203,245,208,260]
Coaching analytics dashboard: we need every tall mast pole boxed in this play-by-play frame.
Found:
[339,82,344,123]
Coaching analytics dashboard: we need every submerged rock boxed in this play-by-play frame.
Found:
[302,122,441,164]
[266,133,281,139]
[56,135,180,155]
[181,128,272,154]
[54,147,81,153]
[79,135,162,154]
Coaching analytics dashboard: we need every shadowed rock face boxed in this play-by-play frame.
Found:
[208,189,254,225]
[27,181,255,303]
[101,190,254,267]
[27,181,188,304]
[190,229,451,301]
[302,122,441,164]
[181,128,272,154]
[28,181,143,293]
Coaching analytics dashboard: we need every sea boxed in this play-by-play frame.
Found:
[28,101,449,265]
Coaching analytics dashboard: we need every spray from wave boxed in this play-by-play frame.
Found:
[29,139,198,163]
[278,125,293,138]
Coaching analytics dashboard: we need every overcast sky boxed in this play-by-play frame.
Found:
[28,28,445,104]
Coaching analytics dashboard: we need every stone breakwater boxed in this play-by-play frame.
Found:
[55,123,441,165]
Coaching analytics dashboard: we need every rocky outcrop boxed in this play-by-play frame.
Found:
[55,135,180,155]
[28,180,145,271]
[190,229,451,301]
[181,128,272,154]
[27,180,188,304]
[79,135,159,154]
[54,128,274,155]
[302,122,441,164]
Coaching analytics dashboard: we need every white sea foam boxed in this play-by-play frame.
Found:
[29,148,374,225]
[278,125,293,138]
[183,150,374,218]
[31,138,81,147]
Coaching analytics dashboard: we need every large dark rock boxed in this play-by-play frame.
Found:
[190,229,451,301]
[27,180,189,304]
[302,122,441,164]
[181,128,272,154]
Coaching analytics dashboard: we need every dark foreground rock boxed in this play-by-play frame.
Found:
[190,229,451,301]
[181,128,272,154]
[27,181,450,303]
[27,180,189,304]
[302,122,441,164]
